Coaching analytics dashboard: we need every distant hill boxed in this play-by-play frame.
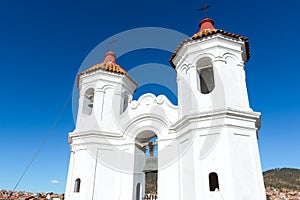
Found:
[263,168,300,191]
[144,168,300,194]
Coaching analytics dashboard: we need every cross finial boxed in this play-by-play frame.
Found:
[198,1,212,17]
[109,39,116,51]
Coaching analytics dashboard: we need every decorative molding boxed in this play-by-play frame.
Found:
[129,93,178,110]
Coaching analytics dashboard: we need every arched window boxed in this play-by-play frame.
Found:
[83,88,94,115]
[209,172,219,191]
[136,183,141,200]
[74,178,81,193]
[197,58,215,94]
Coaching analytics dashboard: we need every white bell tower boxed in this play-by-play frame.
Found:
[170,18,266,199]
[65,51,138,200]
[75,51,137,134]
[171,18,251,116]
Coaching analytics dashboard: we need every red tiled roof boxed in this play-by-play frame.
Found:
[77,51,134,87]
[169,18,250,69]
[78,62,128,77]
[78,51,128,77]
[0,196,34,199]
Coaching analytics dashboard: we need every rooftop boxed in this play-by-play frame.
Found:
[77,51,133,87]
[169,18,250,68]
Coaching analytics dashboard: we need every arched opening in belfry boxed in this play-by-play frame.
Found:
[196,57,215,94]
[82,88,94,115]
[135,131,158,200]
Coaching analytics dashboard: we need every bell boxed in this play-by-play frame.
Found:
[143,156,158,173]
[88,96,94,108]
[143,142,158,173]
[88,101,93,108]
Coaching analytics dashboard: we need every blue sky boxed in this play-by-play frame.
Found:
[0,0,299,194]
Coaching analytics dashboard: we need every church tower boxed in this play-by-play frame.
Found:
[169,18,266,199]
[65,51,138,200]
[65,18,266,200]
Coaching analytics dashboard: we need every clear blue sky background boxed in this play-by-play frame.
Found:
[0,0,299,194]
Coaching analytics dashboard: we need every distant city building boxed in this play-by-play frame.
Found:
[65,18,266,199]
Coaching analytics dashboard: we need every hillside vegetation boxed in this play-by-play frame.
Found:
[263,168,300,190]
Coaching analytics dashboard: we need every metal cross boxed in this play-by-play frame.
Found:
[198,2,212,17]
[109,39,116,51]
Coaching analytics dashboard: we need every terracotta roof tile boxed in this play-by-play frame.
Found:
[78,62,128,77]
[169,19,250,69]
[77,51,136,87]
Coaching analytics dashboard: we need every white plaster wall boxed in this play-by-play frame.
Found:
[93,148,122,199]
[65,148,96,200]
[179,136,196,200]
[64,153,74,199]
[228,127,266,199]
[157,139,180,200]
